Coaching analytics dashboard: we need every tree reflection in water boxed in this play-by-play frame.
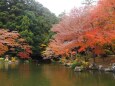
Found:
[0,63,115,86]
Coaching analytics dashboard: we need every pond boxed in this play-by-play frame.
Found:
[0,62,115,86]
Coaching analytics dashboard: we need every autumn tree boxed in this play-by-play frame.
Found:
[0,29,32,59]
[48,0,115,60]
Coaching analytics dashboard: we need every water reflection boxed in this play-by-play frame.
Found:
[0,61,4,69]
[1,62,19,71]
[112,73,115,79]
[4,62,9,70]
[42,64,76,86]
[0,63,115,86]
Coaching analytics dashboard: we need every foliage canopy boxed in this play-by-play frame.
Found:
[0,0,58,58]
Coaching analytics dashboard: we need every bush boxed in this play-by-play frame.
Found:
[71,61,82,69]
[82,61,89,68]
[105,50,113,55]
[59,58,67,64]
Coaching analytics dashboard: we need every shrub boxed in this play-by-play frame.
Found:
[105,49,113,55]
[71,61,82,69]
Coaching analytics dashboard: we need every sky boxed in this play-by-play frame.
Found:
[35,0,84,16]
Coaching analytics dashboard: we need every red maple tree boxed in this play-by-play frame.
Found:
[0,29,32,59]
[48,0,115,57]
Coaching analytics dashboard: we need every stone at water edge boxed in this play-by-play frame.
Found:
[74,66,83,72]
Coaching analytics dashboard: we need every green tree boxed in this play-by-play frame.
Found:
[0,0,58,58]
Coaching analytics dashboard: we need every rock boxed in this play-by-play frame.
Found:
[24,60,29,63]
[98,65,104,71]
[65,63,72,67]
[102,63,115,72]
[74,66,82,72]
[104,67,111,72]
[111,63,115,72]
[89,63,98,70]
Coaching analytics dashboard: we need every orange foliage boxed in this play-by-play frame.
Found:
[0,29,32,58]
[49,0,115,56]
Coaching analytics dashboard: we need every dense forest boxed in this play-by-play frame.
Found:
[0,0,58,59]
[0,0,115,64]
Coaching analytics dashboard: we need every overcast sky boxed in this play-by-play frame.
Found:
[35,0,84,16]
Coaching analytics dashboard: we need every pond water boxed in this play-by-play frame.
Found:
[0,62,115,86]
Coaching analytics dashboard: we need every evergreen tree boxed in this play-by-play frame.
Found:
[0,0,58,58]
